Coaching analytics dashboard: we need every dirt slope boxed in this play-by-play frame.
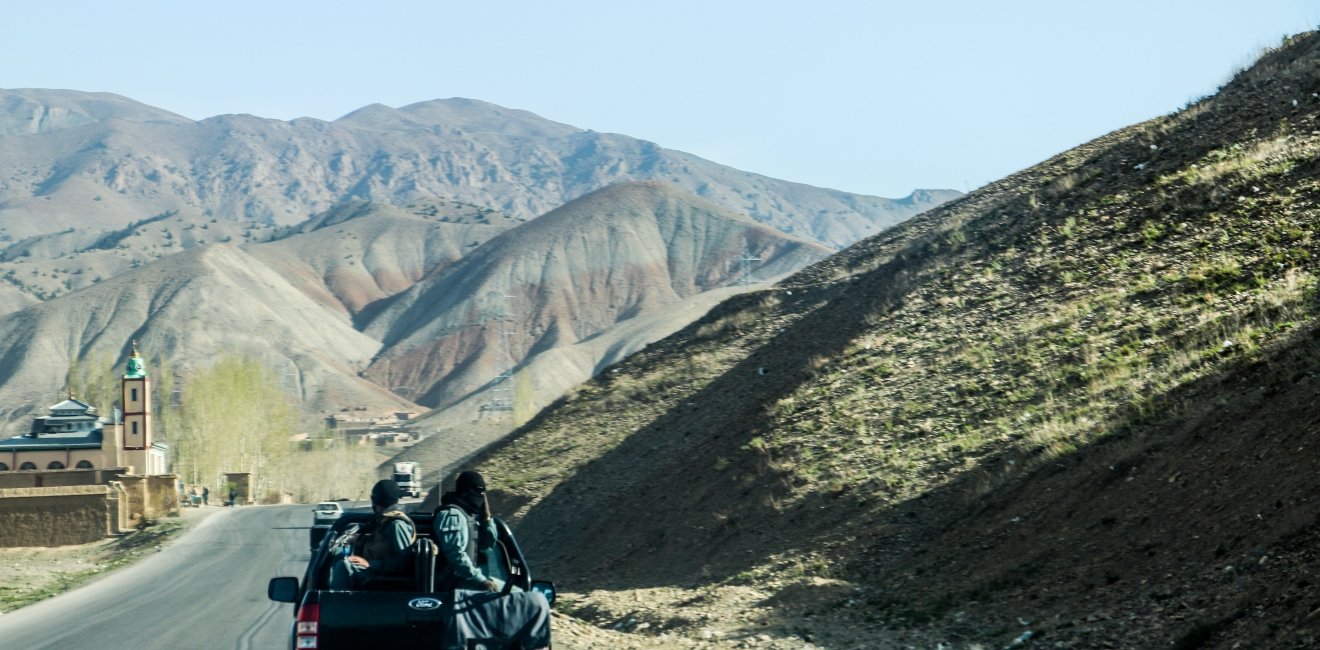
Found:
[246,198,520,318]
[469,31,1320,648]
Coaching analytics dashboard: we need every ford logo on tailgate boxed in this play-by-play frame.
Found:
[408,597,443,611]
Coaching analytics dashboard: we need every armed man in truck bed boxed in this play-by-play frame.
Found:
[434,470,500,591]
[434,470,550,650]
[328,479,415,588]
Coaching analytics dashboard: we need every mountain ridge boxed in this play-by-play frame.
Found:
[0,89,956,248]
[0,89,190,136]
[0,88,955,441]
[0,243,413,427]
[0,178,837,441]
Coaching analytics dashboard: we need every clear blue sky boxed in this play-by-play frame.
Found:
[5,1,1317,198]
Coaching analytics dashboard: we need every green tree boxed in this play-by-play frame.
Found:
[173,355,296,497]
[169,355,392,503]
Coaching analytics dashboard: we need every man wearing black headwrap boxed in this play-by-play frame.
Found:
[435,470,499,592]
[434,470,553,650]
[329,479,415,589]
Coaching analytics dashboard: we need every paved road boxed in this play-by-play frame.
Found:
[0,504,326,650]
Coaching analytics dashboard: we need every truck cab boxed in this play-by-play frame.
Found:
[392,462,422,498]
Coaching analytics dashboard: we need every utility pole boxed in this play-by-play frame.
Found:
[737,241,762,287]
[485,293,515,416]
[281,360,300,399]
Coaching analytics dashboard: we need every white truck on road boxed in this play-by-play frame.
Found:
[392,461,422,498]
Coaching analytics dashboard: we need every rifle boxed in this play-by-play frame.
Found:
[327,523,361,560]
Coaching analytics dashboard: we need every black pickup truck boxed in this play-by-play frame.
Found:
[268,510,555,649]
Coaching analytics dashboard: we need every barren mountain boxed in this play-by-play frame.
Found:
[0,89,956,250]
[364,181,832,412]
[0,88,951,443]
[470,32,1320,648]
[0,179,837,442]
[0,89,189,136]
[0,211,282,300]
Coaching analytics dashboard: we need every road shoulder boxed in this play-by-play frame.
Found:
[0,505,226,613]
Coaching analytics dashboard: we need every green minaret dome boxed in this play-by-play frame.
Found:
[125,341,147,378]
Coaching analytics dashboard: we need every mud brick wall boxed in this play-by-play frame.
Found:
[146,474,180,517]
[117,475,147,522]
[0,486,114,547]
[108,481,130,532]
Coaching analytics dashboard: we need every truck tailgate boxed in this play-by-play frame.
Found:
[316,591,447,648]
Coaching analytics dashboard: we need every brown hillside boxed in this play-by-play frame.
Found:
[471,32,1320,648]
[246,198,520,317]
[363,180,831,417]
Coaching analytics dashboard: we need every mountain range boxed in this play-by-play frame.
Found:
[0,89,954,247]
[0,89,956,436]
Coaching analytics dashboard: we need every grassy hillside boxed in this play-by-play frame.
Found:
[472,32,1320,648]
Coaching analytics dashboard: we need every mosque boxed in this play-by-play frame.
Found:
[0,343,167,475]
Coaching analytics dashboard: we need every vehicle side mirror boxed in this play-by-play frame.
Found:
[268,576,299,603]
[530,580,556,607]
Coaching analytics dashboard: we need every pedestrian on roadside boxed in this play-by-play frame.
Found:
[229,488,237,506]
[202,486,209,506]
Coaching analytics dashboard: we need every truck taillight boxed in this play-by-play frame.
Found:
[295,603,320,648]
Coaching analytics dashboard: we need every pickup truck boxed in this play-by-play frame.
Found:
[269,510,555,649]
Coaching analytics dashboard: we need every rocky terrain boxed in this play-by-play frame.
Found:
[469,31,1320,648]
